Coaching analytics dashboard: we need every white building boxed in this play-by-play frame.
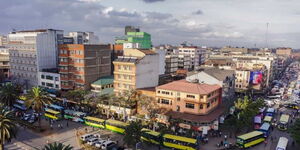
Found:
[155,49,166,75]
[177,46,205,70]
[67,32,99,44]
[38,70,61,90]
[8,29,63,89]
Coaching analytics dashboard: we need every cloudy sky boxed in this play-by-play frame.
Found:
[1,0,300,48]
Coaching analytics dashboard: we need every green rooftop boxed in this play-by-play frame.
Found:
[92,76,114,86]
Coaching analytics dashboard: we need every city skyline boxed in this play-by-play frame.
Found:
[1,0,300,48]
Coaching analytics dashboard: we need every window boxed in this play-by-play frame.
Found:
[41,75,45,79]
[186,94,195,99]
[185,103,195,109]
[46,83,54,87]
[46,75,53,80]
[42,82,45,86]
[55,84,59,88]
[207,103,210,108]
[200,104,203,109]
[161,99,170,105]
[157,90,160,94]
[55,77,59,81]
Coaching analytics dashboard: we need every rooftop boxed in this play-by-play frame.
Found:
[138,49,156,55]
[201,67,235,81]
[114,56,140,63]
[91,76,114,86]
[165,106,225,123]
[156,80,221,95]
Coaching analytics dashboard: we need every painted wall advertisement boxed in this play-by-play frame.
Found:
[249,71,263,84]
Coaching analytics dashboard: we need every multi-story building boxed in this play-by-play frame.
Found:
[220,46,249,54]
[165,55,178,74]
[38,68,61,90]
[155,49,166,75]
[113,48,159,94]
[67,32,99,44]
[59,44,111,90]
[204,57,235,69]
[177,45,205,70]
[276,47,292,57]
[115,31,152,49]
[235,63,267,93]
[156,80,223,131]
[7,29,64,89]
[178,55,191,70]
[91,76,114,95]
[0,47,9,82]
[0,35,8,46]
[187,68,235,101]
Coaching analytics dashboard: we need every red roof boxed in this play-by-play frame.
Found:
[156,80,221,95]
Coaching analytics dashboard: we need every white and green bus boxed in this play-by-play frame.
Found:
[64,109,86,123]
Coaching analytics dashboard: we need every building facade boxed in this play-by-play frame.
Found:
[113,49,159,94]
[38,69,61,90]
[165,55,178,74]
[8,29,63,89]
[0,47,9,82]
[67,32,99,44]
[59,44,111,90]
[115,32,152,49]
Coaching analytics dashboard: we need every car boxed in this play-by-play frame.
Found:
[95,140,107,148]
[80,134,94,142]
[22,114,31,121]
[101,141,116,150]
[93,134,101,139]
[87,138,99,145]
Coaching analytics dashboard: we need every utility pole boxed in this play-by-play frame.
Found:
[265,22,269,49]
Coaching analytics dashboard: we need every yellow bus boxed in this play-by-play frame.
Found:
[84,116,105,129]
[44,108,61,120]
[140,128,161,145]
[263,116,272,123]
[162,134,198,150]
[236,131,265,148]
[278,114,290,130]
[105,119,128,134]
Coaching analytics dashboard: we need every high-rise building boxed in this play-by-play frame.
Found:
[67,32,100,44]
[177,45,205,70]
[59,44,111,90]
[7,29,64,89]
[125,26,140,35]
[113,48,159,94]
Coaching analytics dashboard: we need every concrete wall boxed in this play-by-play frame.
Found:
[136,54,159,88]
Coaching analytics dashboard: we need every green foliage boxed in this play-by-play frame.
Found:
[289,119,300,144]
[65,90,88,103]
[0,104,18,149]
[43,142,73,150]
[224,96,264,133]
[25,87,53,127]
[0,83,21,107]
[123,121,144,147]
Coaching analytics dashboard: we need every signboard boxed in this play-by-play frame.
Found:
[249,71,263,84]
[179,123,191,129]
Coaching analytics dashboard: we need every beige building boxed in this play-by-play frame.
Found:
[113,48,159,94]
[276,47,292,57]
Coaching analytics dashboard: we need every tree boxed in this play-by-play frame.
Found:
[43,142,73,150]
[0,105,17,150]
[64,90,88,104]
[123,121,144,147]
[25,87,53,127]
[234,96,250,110]
[0,83,21,107]
[138,94,162,120]
[118,90,139,121]
[289,119,300,144]
[96,94,117,119]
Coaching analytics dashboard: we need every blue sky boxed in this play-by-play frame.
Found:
[1,0,300,48]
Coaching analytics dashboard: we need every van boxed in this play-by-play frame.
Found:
[80,134,94,142]
[101,141,116,150]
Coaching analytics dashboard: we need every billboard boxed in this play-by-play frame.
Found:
[249,71,263,85]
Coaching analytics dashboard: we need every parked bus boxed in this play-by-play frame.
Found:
[44,108,62,120]
[84,116,105,129]
[236,131,265,148]
[163,134,198,150]
[105,119,128,134]
[266,108,275,117]
[13,99,27,111]
[141,128,161,145]
[64,109,86,123]
[258,122,271,137]
[276,137,288,150]
[278,114,290,130]
[263,116,273,123]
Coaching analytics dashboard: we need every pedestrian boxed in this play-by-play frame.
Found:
[292,141,295,146]
[50,124,53,130]
[58,124,60,129]
[224,135,227,141]
[264,140,268,147]
[219,131,222,137]
[66,121,69,127]
[220,140,224,146]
